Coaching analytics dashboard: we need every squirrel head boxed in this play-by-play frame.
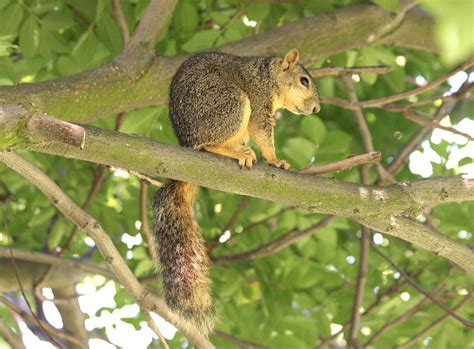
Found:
[273,49,320,115]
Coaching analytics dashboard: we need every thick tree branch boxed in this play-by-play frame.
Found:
[0,151,214,349]
[0,258,89,292]
[119,0,178,67]
[52,285,89,349]
[1,117,472,272]
[0,249,115,281]
[0,5,435,121]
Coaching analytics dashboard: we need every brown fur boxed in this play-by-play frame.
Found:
[152,49,320,334]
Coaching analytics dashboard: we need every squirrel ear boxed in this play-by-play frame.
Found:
[282,49,300,71]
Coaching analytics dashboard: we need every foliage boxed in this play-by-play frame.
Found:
[0,1,473,349]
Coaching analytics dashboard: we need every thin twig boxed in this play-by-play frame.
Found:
[370,240,474,328]
[213,216,334,265]
[0,211,65,348]
[129,170,163,186]
[214,329,267,349]
[405,109,474,141]
[0,316,25,349]
[394,295,471,349]
[316,278,409,349]
[144,310,169,349]
[222,196,250,233]
[364,286,450,347]
[311,65,392,78]
[300,152,381,175]
[320,58,474,109]
[0,295,85,348]
[348,228,370,348]
[112,0,130,44]
[369,0,418,42]
[0,247,115,279]
[140,182,159,263]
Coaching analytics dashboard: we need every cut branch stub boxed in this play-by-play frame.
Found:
[0,105,85,149]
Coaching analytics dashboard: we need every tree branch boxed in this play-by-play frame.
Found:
[0,249,115,281]
[299,152,381,175]
[1,115,473,272]
[394,295,471,349]
[310,65,392,78]
[0,316,25,349]
[0,5,435,121]
[0,295,86,348]
[118,0,178,68]
[370,240,474,328]
[112,0,130,45]
[52,285,89,349]
[213,216,334,265]
[0,151,214,349]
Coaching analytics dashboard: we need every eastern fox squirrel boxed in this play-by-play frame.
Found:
[152,49,320,334]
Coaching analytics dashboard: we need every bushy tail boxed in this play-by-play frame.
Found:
[152,180,215,334]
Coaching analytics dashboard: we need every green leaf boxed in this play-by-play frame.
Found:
[42,11,76,31]
[300,115,327,145]
[134,259,155,277]
[282,137,317,168]
[356,47,379,85]
[181,29,220,52]
[173,0,198,33]
[95,0,107,22]
[373,0,400,12]
[119,107,160,136]
[246,3,270,22]
[0,3,24,36]
[48,219,66,250]
[19,16,40,58]
[420,0,474,64]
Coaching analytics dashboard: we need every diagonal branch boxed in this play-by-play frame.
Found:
[0,150,214,349]
[394,295,471,349]
[119,0,178,67]
[370,240,474,328]
[0,295,84,348]
[0,316,25,349]
[212,216,334,265]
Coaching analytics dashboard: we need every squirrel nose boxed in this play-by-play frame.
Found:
[312,105,320,113]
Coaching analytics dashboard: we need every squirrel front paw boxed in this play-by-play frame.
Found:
[269,159,291,170]
[242,146,257,163]
[237,153,256,169]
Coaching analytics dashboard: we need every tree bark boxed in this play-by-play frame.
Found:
[0,5,435,122]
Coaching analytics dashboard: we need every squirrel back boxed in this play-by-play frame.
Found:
[153,50,320,334]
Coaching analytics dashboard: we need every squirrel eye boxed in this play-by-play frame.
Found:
[300,76,309,87]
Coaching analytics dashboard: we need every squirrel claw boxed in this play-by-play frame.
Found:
[269,159,291,170]
[242,146,257,164]
[238,154,254,169]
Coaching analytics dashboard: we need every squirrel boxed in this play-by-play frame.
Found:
[152,49,320,334]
